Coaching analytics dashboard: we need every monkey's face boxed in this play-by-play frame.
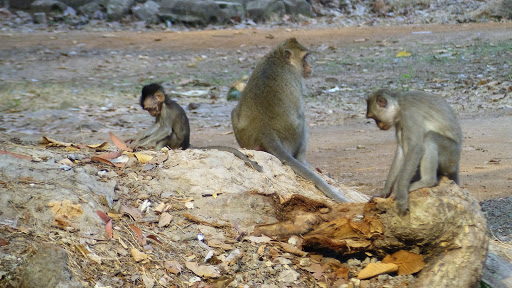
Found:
[143,97,162,117]
[302,53,312,78]
[366,93,397,130]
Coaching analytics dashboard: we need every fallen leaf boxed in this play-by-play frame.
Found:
[129,224,144,245]
[278,242,307,256]
[208,239,234,250]
[48,200,83,219]
[147,235,163,244]
[96,210,112,223]
[121,205,143,220]
[0,150,32,160]
[134,152,153,163]
[357,262,398,279]
[396,51,411,57]
[105,219,113,239]
[165,260,182,274]
[131,248,148,262]
[382,250,425,275]
[154,202,166,213]
[0,238,9,246]
[246,235,272,243]
[185,261,221,278]
[40,136,77,147]
[158,212,173,227]
[87,142,109,151]
[91,151,124,167]
[109,132,132,152]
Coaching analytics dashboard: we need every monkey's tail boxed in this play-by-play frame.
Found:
[268,144,350,202]
[195,146,263,172]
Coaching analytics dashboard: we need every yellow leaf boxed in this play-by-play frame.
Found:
[357,262,398,279]
[87,142,109,151]
[130,248,148,262]
[134,152,153,163]
[382,250,425,275]
[396,51,411,57]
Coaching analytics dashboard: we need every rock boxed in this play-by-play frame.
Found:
[132,0,160,24]
[283,0,312,17]
[215,1,245,22]
[20,244,82,288]
[8,0,34,10]
[105,0,134,21]
[159,0,228,26]
[77,1,106,20]
[32,11,47,24]
[31,0,69,14]
[246,0,285,22]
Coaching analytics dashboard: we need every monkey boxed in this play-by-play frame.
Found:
[133,83,262,172]
[231,38,349,202]
[366,88,462,214]
[133,83,190,150]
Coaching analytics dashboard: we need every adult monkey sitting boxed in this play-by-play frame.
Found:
[231,38,349,202]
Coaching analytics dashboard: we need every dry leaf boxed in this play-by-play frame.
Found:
[134,152,153,163]
[396,51,411,57]
[41,136,77,147]
[48,200,83,219]
[357,262,398,279]
[208,239,234,250]
[278,242,307,256]
[105,219,113,239]
[129,224,144,245]
[87,142,109,151]
[382,250,425,275]
[0,238,9,246]
[96,210,111,223]
[91,151,125,167]
[131,248,148,262]
[185,261,221,278]
[109,132,132,152]
[246,235,272,243]
[158,212,173,227]
[165,260,182,274]
[121,205,143,220]
[142,273,155,288]
[0,150,32,160]
[147,235,163,245]
[154,202,166,213]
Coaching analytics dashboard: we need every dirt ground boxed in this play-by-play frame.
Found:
[1,22,512,287]
[1,22,511,200]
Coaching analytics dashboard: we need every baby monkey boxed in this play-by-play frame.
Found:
[133,83,190,150]
[134,83,262,172]
[366,89,462,214]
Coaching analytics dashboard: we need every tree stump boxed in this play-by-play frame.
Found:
[254,179,488,287]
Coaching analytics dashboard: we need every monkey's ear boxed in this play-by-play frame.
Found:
[154,90,165,103]
[376,95,388,108]
[284,49,292,62]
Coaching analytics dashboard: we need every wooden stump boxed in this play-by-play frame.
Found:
[254,179,488,287]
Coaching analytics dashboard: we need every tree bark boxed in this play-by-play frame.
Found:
[253,179,488,287]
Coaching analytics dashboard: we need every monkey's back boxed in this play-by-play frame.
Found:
[231,53,306,150]
[397,91,462,144]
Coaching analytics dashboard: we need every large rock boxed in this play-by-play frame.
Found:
[30,0,68,14]
[77,1,107,20]
[8,0,34,10]
[215,1,245,22]
[105,0,134,21]
[159,0,229,26]
[132,0,160,23]
[20,244,82,288]
[246,0,285,22]
[283,0,312,17]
